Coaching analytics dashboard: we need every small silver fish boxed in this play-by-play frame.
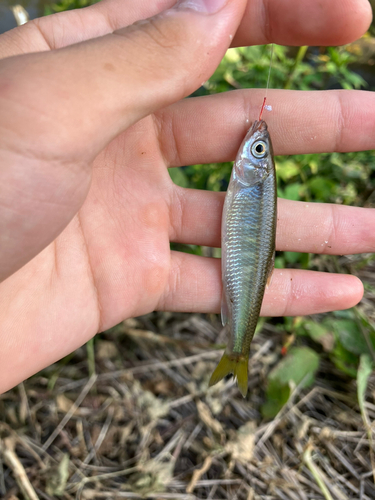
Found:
[209,120,277,397]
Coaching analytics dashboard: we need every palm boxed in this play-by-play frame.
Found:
[77,117,174,325]
[3,115,174,331]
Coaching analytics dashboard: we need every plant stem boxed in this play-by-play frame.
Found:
[303,445,334,500]
[284,46,308,89]
[87,338,96,379]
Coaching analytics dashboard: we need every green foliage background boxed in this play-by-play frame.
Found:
[47,0,375,414]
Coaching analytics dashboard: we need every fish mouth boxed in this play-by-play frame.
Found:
[250,120,268,133]
[242,119,270,144]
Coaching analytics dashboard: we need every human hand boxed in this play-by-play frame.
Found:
[0,0,373,393]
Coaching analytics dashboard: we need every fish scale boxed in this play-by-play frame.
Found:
[209,120,277,397]
[226,179,275,353]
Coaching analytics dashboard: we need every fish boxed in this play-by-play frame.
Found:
[209,119,277,397]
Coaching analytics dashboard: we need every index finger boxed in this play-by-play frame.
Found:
[0,0,371,57]
[155,88,375,166]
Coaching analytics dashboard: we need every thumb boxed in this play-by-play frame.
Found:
[1,0,247,162]
[106,0,248,131]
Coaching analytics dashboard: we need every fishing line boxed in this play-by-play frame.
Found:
[259,43,274,120]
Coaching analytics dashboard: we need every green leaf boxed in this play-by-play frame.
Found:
[300,252,310,269]
[357,354,374,436]
[296,319,334,351]
[170,243,202,256]
[269,347,319,387]
[169,167,189,188]
[262,347,319,418]
[284,251,301,264]
[274,256,285,269]
[308,177,336,200]
[278,183,303,201]
[224,48,241,63]
[277,160,300,182]
[262,383,290,419]
[333,319,368,355]
[331,342,359,378]
[357,354,373,415]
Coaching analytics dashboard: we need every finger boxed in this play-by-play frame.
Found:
[1,0,247,163]
[156,89,375,166]
[276,199,375,255]
[0,0,175,57]
[233,0,372,47]
[158,251,363,315]
[169,190,375,255]
[1,0,370,58]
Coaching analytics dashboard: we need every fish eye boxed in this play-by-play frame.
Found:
[251,140,267,159]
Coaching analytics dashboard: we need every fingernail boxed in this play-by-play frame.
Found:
[175,0,228,14]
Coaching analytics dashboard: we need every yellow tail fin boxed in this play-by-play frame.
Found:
[209,352,249,397]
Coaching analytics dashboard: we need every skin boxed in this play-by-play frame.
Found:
[0,0,373,394]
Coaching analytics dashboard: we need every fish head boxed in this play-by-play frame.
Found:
[234,120,273,187]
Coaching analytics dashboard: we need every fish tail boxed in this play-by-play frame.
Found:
[209,352,249,397]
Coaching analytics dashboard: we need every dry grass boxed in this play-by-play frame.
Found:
[1,305,374,499]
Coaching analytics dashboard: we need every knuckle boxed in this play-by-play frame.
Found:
[128,14,189,59]
[157,255,182,311]
[153,110,183,168]
[334,92,346,152]
[144,17,183,51]
[168,187,185,243]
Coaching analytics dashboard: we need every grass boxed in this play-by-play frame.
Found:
[1,313,375,498]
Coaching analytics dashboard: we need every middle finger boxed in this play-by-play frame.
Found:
[169,190,375,255]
